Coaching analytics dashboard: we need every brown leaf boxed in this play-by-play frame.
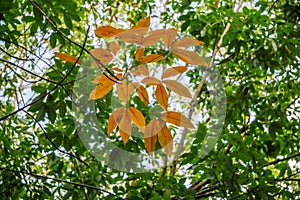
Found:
[137,85,149,105]
[172,38,205,49]
[135,48,144,62]
[162,66,187,79]
[92,74,115,84]
[90,48,113,65]
[88,81,114,100]
[160,111,195,128]
[116,79,136,102]
[143,29,177,47]
[119,129,130,144]
[95,26,125,37]
[141,77,161,85]
[107,113,117,136]
[141,54,164,63]
[155,84,168,110]
[109,42,120,55]
[144,119,164,154]
[130,65,149,76]
[115,28,147,44]
[128,107,145,132]
[137,16,151,28]
[172,49,208,66]
[111,107,124,124]
[54,52,80,64]
[158,125,173,156]
[163,80,191,98]
[119,109,132,137]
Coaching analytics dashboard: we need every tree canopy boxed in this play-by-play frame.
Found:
[0,0,299,199]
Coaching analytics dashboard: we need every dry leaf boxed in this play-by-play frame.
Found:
[138,85,149,105]
[88,81,114,100]
[130,65,149,76]
[141,54,164,63]
[54,52,80,64]
[137,16,151,28]
[163,80,191,98]
[157,125,173,156]
[160,111,195,128]
[107,113,117,136]
[143,29,177,47]
[155,84,168,110]
[128,107,145,131]
[172,48,208,66]
[162,66,187,79]
[90,48,113,65]
[172,38,204,49]
[119,129,130,144]
[141,77,161,85]
[109,42,120,55]
[95,26,125,37]
[116,79,136,102]
[135,48,144,62]
[119,109,132,136]
[115,28,147,44]
[144,119,164,154]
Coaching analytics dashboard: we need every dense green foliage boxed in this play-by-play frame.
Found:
[0,0,299,199]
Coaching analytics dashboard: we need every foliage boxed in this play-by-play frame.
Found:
[0,0,299,199]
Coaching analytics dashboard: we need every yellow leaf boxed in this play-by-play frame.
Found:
[137,16,151,28]
[172,38,205,49]
[88,81,114,100]
[162,66,187,79]
[116,79,136,102]
[158,125,173,156]
[172,49,208,66]
[131,65,149,76]
[109,42,120,55]
[128,107,145,132]
[141,54,164,63]
[107,113,117,136]
[119,109,132,136]
[54,52,80,64]
[135,48,144,62]
[141,77,161,85]
[160,111,195,128]
[90,48,113,65]
[137,85,149,105]
[155,84,168,110]
[94,26,125,37]
[163,80,191,98]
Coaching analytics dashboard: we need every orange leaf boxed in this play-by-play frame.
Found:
[160,111,195,128]
[141,77,161,85]
[137,86,149,105]
[115,28,147,44]
[107,113,117,136]
[94,26,125,37]
[119,109,132,136]
[163,80,191,98]
[131,65,149,76]
[119,129,130,144]
[92,74,115,84]
[111,67,123,73]
[158,125,173,156]
[155,84,168,110]
[128,107,145,131]
[88,81,114,100]
[54,52,80,64]
[90,48,113,65]
[135,48,144,62]
[162,66,188,79]
[116,79,136,102]
[143,29,177,47]
[172,49,208,66]
[137,16,151,28]
[141,54,164,63]
[172,38,205,49]
[111,107,125,125]
[109,42,120,55]
[144,119,164,154]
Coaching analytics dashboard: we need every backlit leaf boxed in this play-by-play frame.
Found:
[109,42,120,55]
[172,38,205,48]
[163,80,191,98]
[172,49,208,66]
[92,74,116,84]
[54,52,80,64]
[158,125,173,156]
[141,77,161,85]
[88,81,114,100]
[143,29,177,47]
[119,129,130,144]
[90,48,113,65]
[137,86,149,105]
[141,54,164,63]
[160,111,194,128]
[135,48,144,62]
[128,107,145,131]
[131,65,149,76]
[108,113,117,136]
[162,66,187,79]
[155,84,168,110]
[116,80,136,102]
[119,109,132,137]
[144,119,164,154]
[115,28,147,44]
[95,26,125,37]
[136,16,151,28]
